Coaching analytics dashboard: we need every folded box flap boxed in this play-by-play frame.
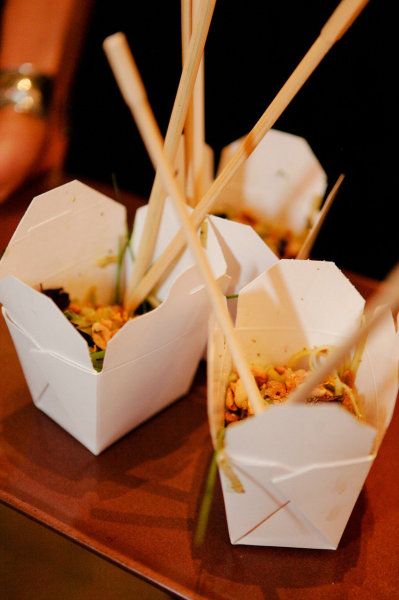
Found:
[0,180,126,304]
[225,404,376,468]
[208,215,278,295]
[97,322,209,452]
[130,198,226,302]
[103,265,225,370]
[219,460,291,545]
[0,276,92,368]
[216,129,327,233]
[271,455,374,548]
[236,260,365,334]
[234,506,338,550]
[1,180,122,238]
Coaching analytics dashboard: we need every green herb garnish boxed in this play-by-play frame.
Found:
[90,350,105,372]
[194,429,243,545]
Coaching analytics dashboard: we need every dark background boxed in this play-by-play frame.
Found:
[65,0,396,280]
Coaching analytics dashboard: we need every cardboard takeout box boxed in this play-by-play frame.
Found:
[0,180,228,453]
[208,260,398,549]
[215,128,328,246]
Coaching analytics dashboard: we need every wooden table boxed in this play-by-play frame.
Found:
[1,177,398,599]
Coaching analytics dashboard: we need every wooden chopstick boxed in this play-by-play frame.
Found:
[181,0,195,203]
[190,0,207,206]
[297,173,345,260]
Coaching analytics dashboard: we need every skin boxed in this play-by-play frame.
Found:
[0,0,91,203]
[0,107,60,202]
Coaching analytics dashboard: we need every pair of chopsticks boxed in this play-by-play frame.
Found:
[104,0,398,414]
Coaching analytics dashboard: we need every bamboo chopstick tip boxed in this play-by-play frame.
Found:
[103,32,126,52]
[103,32,147,109]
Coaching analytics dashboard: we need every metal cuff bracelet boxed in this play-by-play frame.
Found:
[0,63,53,117]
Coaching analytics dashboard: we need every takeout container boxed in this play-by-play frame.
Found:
[208,260,398,549]
[215,128,328,245]
[0,180,277,455]
[0,180,228,454]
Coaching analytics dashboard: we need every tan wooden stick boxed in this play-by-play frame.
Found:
[191,0,207,206]
[285,262,399,406]
[104,32,265,415]
[124,0,216,306]
[181,0,206,207]
[181,0,195,203]
[128,0,369,312]
[181,0,192,60]
[297,173,345,260]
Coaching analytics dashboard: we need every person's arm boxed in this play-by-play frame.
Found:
[0,0,93,203]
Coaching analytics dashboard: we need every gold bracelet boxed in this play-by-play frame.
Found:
[0,63,53,117]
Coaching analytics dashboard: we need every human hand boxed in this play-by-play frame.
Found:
[0,107,65,203]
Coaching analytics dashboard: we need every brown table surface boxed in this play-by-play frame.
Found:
[1,176,398,600]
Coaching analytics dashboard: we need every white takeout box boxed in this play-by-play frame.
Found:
[208,260,398,549]
[0,180,276,455]
[0,180,228,454]
[215,128,328,238]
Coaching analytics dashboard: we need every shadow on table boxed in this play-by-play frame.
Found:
[0,362,209,504]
